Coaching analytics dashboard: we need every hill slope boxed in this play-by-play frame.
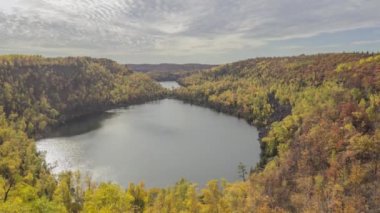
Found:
[174,53,380,211]
[127,63,216,81]
[0,55,166,137]
[0,53,379,212]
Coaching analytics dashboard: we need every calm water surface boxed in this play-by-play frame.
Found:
[37,98,260,187]
[159,81,181,89]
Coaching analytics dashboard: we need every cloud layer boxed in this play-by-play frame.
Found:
[0,0,379,63]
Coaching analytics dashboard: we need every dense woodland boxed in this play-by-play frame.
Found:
[0,53,379,212]
[0,55,165,211]
[0,55,166,137]
[128,64,215,81]
[174,53,380,212]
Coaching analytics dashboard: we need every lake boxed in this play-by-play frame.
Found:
[159,81,181,89]
[37,98,260,187]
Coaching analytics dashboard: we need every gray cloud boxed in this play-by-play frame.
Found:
[0,0,379,63]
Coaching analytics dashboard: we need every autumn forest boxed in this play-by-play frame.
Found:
[0,52,378,212]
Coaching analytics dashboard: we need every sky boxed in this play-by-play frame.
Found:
[0,0,380,64]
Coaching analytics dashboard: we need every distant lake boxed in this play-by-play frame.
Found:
[37,98,260,187]
[159,81,181,89]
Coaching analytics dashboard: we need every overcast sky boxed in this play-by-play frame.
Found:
[0,0,379,64]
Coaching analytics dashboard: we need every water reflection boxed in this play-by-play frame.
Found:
[46,112,116,138]
[37,99,260,187]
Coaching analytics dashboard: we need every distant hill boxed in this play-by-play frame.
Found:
[127,63,217,81]
[127,63,216,72]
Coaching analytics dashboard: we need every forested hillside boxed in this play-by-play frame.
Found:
[0,55,165,137]
[0,55,165,211]
[173,53,380,212]
[0,53,379,212]
[128,63,215,81]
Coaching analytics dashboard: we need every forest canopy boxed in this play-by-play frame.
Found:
[0,55,165,137]
[173,53,380,212]
[0,53,379,212]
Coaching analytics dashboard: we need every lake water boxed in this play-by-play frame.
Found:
[159,81,181,89]
[37,98,260,187]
